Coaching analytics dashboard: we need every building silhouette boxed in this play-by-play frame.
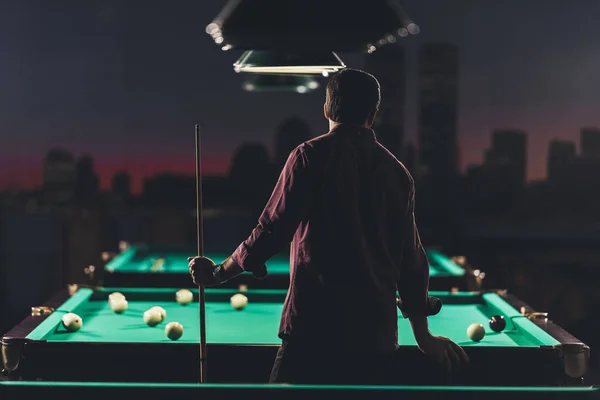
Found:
[109,171,132,208]
[43,149,76,206]
[580,127,600,159]
[547,140,576,183]
[486,129,527,187]
[417,43,459,182]
[112,172,131,199]
[364,45,405,159]
[74,155,99,205]
[465,129,528,218]
[569,128,600,215]
[229,142,273,214]
[142,173,195,209]
[415,43,460,245]
[274,117,312,169]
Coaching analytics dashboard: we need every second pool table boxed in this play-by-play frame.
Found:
[1,287,587,385]
[99,243,481,290]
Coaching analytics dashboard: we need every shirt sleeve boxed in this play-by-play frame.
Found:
[396,177,442,319]
[231,145,313,273]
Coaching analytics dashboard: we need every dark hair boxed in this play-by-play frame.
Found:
[325,68,381,125]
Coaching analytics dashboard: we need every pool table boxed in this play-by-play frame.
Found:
[98,243,481,290]
[1,287,588,386]
[1,381,599,400]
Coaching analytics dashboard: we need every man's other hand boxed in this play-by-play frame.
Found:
[417,335,469,373]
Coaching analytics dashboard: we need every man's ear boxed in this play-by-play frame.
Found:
[323,103,329,120]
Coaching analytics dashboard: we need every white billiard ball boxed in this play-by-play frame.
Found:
[150,306,166,321]
[109,292,126,303]
[150,257,166,272]
[165,322,183,341]
[110,299,128,314]
[230,293,248,311]
[143,309,162,327]
[176,289,193,305]
[62,313,83,332]
[467,323,485,342]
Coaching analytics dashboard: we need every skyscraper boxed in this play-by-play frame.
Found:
[112,172,132,200]
[229,142,273,214]
[75,155,99,205]
[486,129,528,186]
[580,127,600,159]
[547,140,576,183]
[364,45,405,158]
[43,149,76,206]
[417,43,459,181]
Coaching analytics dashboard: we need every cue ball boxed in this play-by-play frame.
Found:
[62,313,83,332]
[176,289,193,305]
[143,309,162,327]
[489,315,506,332]
[165,322,183,341]
[230,293,248,310]
[150,306,167,321]
[110,299,128,313]
[467,323,485,342]
[108,292,126,302]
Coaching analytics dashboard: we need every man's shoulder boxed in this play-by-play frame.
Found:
[283,135,328,168]
[290,132,334,159]
[374,142,414,183]
[303,132,335,148]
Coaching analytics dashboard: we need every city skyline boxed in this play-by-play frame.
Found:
[27,124,600,198]
[2,0,600,192]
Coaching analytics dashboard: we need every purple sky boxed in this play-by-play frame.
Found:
[1,0,599,192]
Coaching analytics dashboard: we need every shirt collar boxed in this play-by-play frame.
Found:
[329,124,376,141]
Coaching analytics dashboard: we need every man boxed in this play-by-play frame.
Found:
[189,68,468,384]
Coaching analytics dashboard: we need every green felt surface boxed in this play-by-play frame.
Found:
[105,249,291,275]
[28,289,558,347]
[105,247,465,278]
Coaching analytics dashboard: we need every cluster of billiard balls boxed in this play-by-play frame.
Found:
[466,315,506,341]
[60,289,250,340]
[110,290,190,340]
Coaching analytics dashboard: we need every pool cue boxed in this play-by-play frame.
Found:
[195,124,208,383]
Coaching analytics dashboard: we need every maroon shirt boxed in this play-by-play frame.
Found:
[231,124,435,353]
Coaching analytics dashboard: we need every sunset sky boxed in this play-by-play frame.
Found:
[1,0,599,193]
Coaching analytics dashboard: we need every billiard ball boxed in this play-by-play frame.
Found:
[62,313,83,332]
[489,315,506,332]
[165,322,183,341]
[150,306,167,321]
[108,292,126,303]
[176,289,193,305]
[467,323,485,342]
[110,299,128,314]
[143,309,162,327]
[230,293,248,310]
[150,257,166,272]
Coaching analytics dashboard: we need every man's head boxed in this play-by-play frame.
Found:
[324,68,381,127]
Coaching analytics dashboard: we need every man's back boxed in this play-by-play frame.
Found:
[190,68,465,385]
[279,124,413,353]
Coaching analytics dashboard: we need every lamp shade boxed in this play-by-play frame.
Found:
[243,75,321,93]
[234,50,345,75]
[207,0,418,52]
